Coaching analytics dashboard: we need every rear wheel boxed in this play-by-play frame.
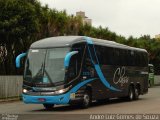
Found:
[127,86,134,101]
[81,90,91,108]
[43,104,54,110]
[134,86,140,100]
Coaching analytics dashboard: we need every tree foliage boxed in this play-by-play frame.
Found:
[0,0,160,75]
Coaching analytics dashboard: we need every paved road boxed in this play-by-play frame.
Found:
[0,86,160,120]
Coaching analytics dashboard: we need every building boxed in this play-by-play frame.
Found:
[155,34,160,39]
[76,11,92,26]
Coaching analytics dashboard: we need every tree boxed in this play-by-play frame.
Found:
[0,0,41,74]
[1,0,160,75]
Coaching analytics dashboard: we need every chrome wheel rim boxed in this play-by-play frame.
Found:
[135,88,139,98]
[130,90,133,100]
[84,94,90,106]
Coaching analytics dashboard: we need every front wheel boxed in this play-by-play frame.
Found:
[43,104,54,110]
[81,90,91,108]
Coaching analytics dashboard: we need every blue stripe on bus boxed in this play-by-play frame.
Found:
[84,36,121,92]
[93,44,100,65]
[23,78,97,104]
[94,64,121,91]
[85,36,93,44]
[86,43,94,65]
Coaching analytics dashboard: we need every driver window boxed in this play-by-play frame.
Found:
[66,43,85,81]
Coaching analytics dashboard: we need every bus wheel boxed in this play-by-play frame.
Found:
[43,104,54,110]
[128,86,134,101]
[81,90,91,108]
[134,86,140,100]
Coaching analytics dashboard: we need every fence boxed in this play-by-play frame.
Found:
[0,76,23,101]
[154,75,160,85]
[0,75,160,101]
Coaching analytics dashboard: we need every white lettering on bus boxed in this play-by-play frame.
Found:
[113,67,129,86]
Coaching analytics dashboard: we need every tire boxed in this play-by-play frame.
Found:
[81,90,91,108]
[43,104,54,110]
[134,86,140,100]
[127,86,134,101]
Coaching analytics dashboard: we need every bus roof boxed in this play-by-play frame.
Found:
[30,36,147,53]
[30,36,84,48]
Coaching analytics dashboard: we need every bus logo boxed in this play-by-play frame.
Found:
[113,67,129,86]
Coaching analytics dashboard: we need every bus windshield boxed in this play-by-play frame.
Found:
[24,48,69,84]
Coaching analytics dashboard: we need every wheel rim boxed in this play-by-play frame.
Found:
[135,88,139,98]
[84,94,90,106]
[130,89,133,100]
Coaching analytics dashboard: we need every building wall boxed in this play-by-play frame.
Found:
[0,76,23,100]
[76,11,92,26]
[83,18,92,26]
[154,75,160,85]
[76,11,85,18]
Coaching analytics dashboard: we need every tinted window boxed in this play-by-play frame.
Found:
[95,45,115,65]
[66,43,86,81]
[94,45,148,67]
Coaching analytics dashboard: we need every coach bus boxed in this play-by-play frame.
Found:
[16,36,148,109]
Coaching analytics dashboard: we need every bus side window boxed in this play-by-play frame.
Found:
[104,47,114,65]
[114,48,121,66]
[127,50,135,66]
[83,46,95,77]
[119,49,125,66]
[67,43,86,81]
[94,45,103,65]
[141,53,148,67]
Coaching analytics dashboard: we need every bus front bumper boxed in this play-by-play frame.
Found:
[22,94,71,105]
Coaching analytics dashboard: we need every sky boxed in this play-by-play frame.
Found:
[39,0,160,38]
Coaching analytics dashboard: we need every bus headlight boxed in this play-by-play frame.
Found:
[55,86,71,94]
[23,89,28,93]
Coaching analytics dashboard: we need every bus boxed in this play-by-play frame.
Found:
[16,36,148,109]
[148,64,154,87]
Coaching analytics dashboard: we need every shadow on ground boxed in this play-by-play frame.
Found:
[31,97,146,112]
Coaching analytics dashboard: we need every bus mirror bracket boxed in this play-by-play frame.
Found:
[16,53,27,68]
[64,51,78,68]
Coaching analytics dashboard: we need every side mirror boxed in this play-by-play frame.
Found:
[15,53,27,68]
[64,51,78,68]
